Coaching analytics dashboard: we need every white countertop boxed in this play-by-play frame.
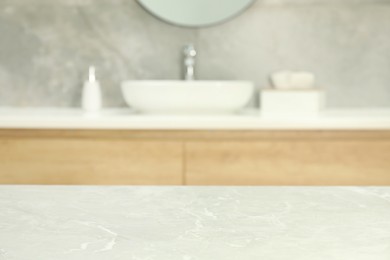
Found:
[0,108,390,130]
[0,186,389,260]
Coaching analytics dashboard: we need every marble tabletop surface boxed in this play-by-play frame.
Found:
[0,186,389,260]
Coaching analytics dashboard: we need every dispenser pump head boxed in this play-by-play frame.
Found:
[88,66,96,82]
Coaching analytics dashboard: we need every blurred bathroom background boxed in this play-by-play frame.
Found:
[0,0,389,108]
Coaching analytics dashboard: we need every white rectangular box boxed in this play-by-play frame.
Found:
[260,89,324,118]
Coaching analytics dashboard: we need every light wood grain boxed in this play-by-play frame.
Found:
[0,138,183,185]
[1,129,390,141]
[1,130,389,186]
[186,140,390,186]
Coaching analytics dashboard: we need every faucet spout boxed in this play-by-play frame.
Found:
[183,44,197,81]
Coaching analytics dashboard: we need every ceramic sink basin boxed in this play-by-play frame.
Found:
[121,80,254,114]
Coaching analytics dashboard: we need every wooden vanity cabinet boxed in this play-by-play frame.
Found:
[0,130,183,185]
[0,130,389,185]
[186,139,390,185]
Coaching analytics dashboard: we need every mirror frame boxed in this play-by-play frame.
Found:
[137,0,256,28]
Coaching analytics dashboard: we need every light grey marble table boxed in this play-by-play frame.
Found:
[0,186,389,260]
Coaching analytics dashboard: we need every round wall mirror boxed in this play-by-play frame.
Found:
[137,0,256,28]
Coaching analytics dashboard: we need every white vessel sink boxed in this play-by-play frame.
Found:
[121,80,254,114]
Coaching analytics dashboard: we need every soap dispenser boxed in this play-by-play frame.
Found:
[82,66,102,112]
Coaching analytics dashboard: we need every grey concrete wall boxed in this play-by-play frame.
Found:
[0,0,389,108]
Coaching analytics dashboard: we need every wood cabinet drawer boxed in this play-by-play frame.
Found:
[1,130,389,186]
[0,138,183,185]
[186,140,390,185]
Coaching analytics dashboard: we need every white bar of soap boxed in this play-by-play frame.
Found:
[271,71,316,89]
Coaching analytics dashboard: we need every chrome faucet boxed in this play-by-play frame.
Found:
[183,44,197,81]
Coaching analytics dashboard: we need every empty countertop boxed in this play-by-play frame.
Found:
[0,186,389,260]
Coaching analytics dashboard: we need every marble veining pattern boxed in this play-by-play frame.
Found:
[0,0,389,108]
[0,186,389,259]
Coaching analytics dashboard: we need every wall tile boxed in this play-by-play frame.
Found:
[260,0,390,5]
[0,1,196,107]
[197,2,390,107]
